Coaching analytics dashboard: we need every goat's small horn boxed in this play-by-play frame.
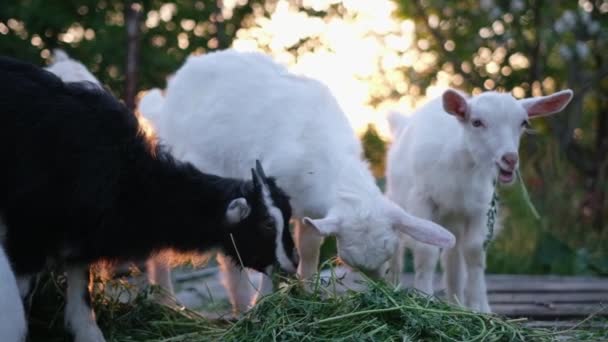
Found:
[255,160,268,181]
[251,168,260,189]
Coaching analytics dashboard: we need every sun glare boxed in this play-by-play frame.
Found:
[232,0,446,137]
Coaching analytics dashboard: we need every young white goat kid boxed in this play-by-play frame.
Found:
[386,89,573,312]
[140,49,455,314]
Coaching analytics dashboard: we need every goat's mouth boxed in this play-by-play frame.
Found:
[496,164,515,184]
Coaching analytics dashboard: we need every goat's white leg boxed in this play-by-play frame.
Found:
[0,246,27,342]
[386,237,406,286]
[295,218,324,284]
[251,271,273,305]
[413,242,440,295]
[406,200,439,295]
[17,276,32,299]
[462,218,491,313]
[441,225,465,305]
[217,253,254,315]
[65,266,105,342]
[146,257,174,294]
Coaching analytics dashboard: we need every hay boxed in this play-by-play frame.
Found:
[26,268,606,342]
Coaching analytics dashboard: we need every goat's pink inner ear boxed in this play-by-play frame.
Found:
[521,89,573,118]
[442,89,468,120]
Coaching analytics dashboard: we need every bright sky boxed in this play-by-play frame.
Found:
[231,0,452,136]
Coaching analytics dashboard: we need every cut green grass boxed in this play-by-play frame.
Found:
[26,267,606,341]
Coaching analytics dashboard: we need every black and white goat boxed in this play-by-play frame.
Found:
[0,56,298,342]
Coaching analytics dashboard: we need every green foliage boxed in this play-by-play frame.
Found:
[0,0,269,98]
[487,155,608,275]
[361,124,388,178]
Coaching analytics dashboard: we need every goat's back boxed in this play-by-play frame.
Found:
[159,50,361,217]
[0,56,146,240]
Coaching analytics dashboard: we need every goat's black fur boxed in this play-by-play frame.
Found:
[0,56,297,279]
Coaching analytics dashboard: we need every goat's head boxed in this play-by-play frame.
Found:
[303,197,455,277]
[442,88,573,184]
[223,161,298,275]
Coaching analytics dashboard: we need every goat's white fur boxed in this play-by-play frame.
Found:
[386,88,573,312]
[64,266,105,342]
[0,221,27,342]
[139,49,455,313]
[45,49,100,86]
[137,88,164,126]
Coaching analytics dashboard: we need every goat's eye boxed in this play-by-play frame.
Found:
[521,120,530,128]
[264,219,275,229]
[471,119,484,128]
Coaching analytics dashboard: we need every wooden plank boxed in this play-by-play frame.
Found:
[486,274,608,283]
[524,320,608,330]
[398,274,608,293]
[489,292,608,304]
[492,303,607,318]
[485,274,608,292]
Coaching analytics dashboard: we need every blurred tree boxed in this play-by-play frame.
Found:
[124,1,143,111]
[0,0,272,100]
[388,0,607,272]
[361,124,387,179]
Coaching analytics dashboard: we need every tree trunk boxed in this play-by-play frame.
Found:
[124,2,143,112]
[215,0,228,50]
[528,0,543,92]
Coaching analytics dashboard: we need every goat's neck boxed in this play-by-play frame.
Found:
[331,156,382,211]
[448,130,497,187]
[124,152,242,254]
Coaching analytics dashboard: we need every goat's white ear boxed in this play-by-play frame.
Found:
[52,49,70,62]
[442,89,468,121]
[303,217,340,237]
[226,198,251,224]
[384,200,455,248]
[519,89,573,119]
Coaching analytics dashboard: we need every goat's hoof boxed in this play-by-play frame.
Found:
[466,301,492,314]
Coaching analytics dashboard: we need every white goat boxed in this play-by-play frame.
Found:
[386,88,573,312]
[45,49,100,85]
[139,49,455,313]
[0,224,26,342]
[137,88,164,129]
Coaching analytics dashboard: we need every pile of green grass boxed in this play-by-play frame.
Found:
[27,269,606,342]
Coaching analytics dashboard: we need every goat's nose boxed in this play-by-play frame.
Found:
[502,152,518,169]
